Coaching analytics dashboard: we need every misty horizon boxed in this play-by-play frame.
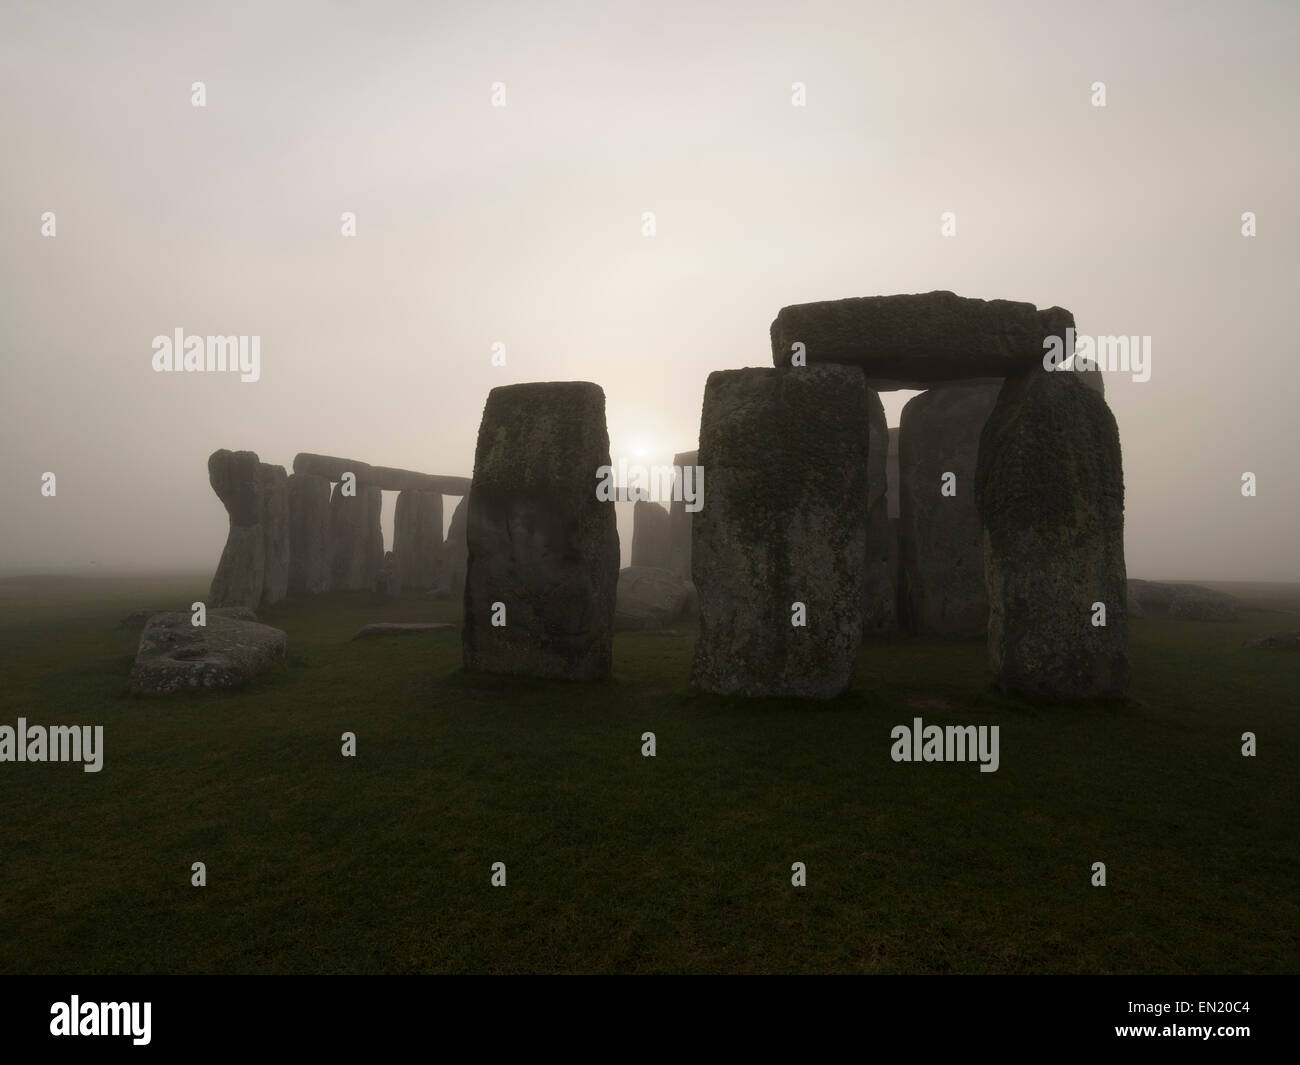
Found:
[2,0,1297,581]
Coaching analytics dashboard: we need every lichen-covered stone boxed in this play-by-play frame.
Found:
[770,291,1074,388]
[897,383,999,636]
[691,365,868,698]
[631,500,671,568]
[128,612,286,693]
[975,369,1129,699]
[462,382,620,680]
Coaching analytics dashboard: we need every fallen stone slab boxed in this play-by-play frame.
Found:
[128,612,286,693]
[615,566,695,631]
[770,290,1073,388]
[1244,631,1300,650]
[120,606,257,630]
[1169,584,1239,621]
[353,622,454,639]
[1127,580,1239,621]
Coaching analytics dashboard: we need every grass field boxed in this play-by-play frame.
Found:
[0,571,1296,974]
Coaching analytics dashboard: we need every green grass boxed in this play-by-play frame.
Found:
[0,571,1296,974]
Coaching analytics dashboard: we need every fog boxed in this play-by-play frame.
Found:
[1,0,1296,580]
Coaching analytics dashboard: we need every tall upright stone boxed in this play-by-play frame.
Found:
[975,369,1129,699]
[393,489,443,593]
[897,383,1000,636]
[463,382,620,680]
[862,386,896,634]
[328,482,383,591]
[886,428,900,519]
[631,500,671,569]
[667,449,698,580]
[209,449,264,609]
[691,365,868,698]
[259,463,290,606]
[434,494,469,599]
[287,472,331,595]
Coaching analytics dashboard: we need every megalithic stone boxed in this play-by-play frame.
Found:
[862,386,896,634]
[667,449,698,580]
[463,382,620,680]
[897,383,1000,636]
[287,472,331,594]
[886,428,900,519]
[975,368,1129,699]
[770,290,1074,390]
[209,449,265,609]
[328,482,383,591]
[393,488,443,593]
[293,453,470,496]
[259,464,290,606]
[434,494,469,597]
[690,365,868,698]
[630,500,671,569]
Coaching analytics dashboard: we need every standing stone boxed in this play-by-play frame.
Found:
[667,449,698,580]
[287,472,331,595]
[862,387,896,634]
[886,428,900,519]
[463,382,620,680]
[691,365,868,698]
[975,369,1129,699]
[631,500,672,569]
[259,464,290,606]
[433,494,469,598]
[897,383,1000,636]
[209,449,264,609]
[329,482,383,591]
[393,489,443,593]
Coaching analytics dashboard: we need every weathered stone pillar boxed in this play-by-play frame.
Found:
[862,387,896,634]
[897,383,1000,636]
[691,365,868,698]
[259,464,290,606]
[631,500,671,568]
[433,494,469,599]
[209,449,265,609]
[393,488,443,593]
[328,482,383,591]
[667,449,698,580]
[975,370,1129,698]
[287,472,331,595]
[463,382,620,679]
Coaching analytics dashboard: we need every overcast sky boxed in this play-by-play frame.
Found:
[1,0,1296,580]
